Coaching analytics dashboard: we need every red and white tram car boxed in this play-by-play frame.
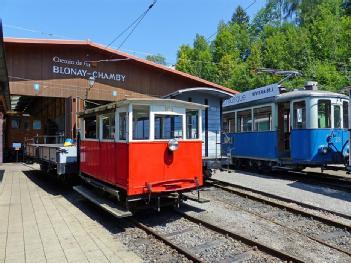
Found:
[78,98,206,211]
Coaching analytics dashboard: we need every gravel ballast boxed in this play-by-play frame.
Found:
[212,170,351,217]
[182,188,351,263]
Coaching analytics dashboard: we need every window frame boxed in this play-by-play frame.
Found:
[253,105,272,132]
[292,100,307,129]
[132,104,151,141]
[154,113,184,140]
[100,111,116,141]
[333,104,342,129]
[343,100,349,129]
[83,115,99,141]
[236,108,253,133]
[116,108,128,142]
[318,99,332,129]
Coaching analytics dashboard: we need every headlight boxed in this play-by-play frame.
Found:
[168,139,179,151]
[319,145,329,154]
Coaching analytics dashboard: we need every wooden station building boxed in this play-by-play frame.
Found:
[0,24,237,162]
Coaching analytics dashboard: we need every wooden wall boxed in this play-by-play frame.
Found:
[5,42,208,101]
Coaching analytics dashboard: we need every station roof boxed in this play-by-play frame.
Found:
[4,37,237,96]
[163,87,236,99]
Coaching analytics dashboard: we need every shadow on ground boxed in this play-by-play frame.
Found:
[23,169,204,235]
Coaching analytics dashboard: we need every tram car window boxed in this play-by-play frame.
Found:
[223,83,349,170]
[84,116,98,139]
[293,101,306,129]
[78,98,206,211]
[237,109,252,132]
[318,100,331,128]
[132,105,150,140]
[155,114,183,139]
[101,113,115,140]
[253,106,272,131]
[118,111,127,140]
[343,101,349,129]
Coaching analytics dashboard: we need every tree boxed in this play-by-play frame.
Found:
[145,54,167,65]
[231,6,249,26]
[175,0,351,92]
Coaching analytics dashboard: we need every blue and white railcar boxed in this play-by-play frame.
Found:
[223,82,349,170]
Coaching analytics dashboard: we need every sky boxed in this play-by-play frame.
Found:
[0,0,265,65]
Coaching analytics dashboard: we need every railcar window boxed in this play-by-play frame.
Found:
[102,113,115,139]
[223,114,235,133]
[318,100,331,128]
[293,101,306,129]
[334,105,341,128]
[237,110,252,132]
[133,105,150,140]
[186,110,199,139]
[85,116,97,139]
[119,112,127,140]
[343,101,349,129]
[253,106,271,131]
[155,114,183,139]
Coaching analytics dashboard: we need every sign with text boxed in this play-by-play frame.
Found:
[12,142,21,150]
[223,84,280,107]
[51,56,126,82]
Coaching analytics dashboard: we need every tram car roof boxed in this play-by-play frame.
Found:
[78,97,208,116]
[224,88,348,111]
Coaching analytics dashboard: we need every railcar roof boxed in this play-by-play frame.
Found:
[79,97,207,116]
[224,89,348,111]
[276,89,348,102]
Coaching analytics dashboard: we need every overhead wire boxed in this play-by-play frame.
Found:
[206,0,257,42]
[106,0,157,49]
[3,24,69,39]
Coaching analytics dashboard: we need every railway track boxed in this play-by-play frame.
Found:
[207,177,351,223]
[134,211,293,263]
[224,167,351,193]
[194,179,351,261]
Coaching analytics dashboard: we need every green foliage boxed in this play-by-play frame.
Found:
[145,54,167,65]
[231,6,249,26]
[175,1,351,92]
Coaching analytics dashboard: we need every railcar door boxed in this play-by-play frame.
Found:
[277,102,291,158]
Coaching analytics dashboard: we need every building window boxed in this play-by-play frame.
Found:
[133,105,149,140]
[155,114,183,139]
[343,101,349,129]
[186,110,199,139]
[102,113,115,139]
[236,109,252,132]
[254,106,272,131]
[33,120,41,130]
[318,100,331,128]
[84,116,97,139]
[119,112,127,140]
[23,118,30,130]
[11,118,20,129]
[293,101,306,129]
[334,105,341,128]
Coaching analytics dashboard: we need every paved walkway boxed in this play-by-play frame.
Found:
[213,170,351,217]
[0,163,141,263]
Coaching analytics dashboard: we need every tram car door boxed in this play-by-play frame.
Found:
[277,102,291,158]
